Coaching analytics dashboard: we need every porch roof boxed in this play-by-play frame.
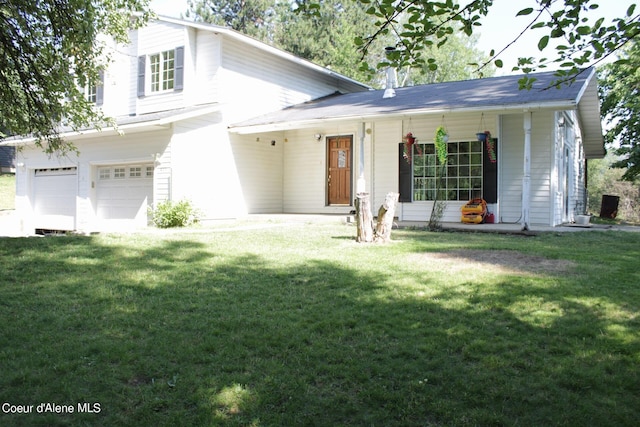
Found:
[229,68,605,159]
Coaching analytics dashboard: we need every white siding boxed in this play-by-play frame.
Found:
[219,37,353,123]
[100,38,134,117]
[136,21,187,114]
[231,133,283,214]
[170,113,247,219]
[283,129,335,213]
[190,31,221,106]
[373,120,401,213]
[500,114,524,223]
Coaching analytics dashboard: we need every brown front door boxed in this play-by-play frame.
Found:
[327,136,352,205]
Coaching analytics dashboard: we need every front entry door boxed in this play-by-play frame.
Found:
[327,136,353,205]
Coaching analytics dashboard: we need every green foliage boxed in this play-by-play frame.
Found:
[434,126,448,165]
[429,126,448,230]
[342,0,640,88]
[0,173,15,210]
[186,0,490,87]
[588,155,640,223]
[150,199,200,228]
[0,0,152,154]
[599,41,640,182]
[185,0,274,40]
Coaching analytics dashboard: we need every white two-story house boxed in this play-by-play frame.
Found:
[9,16,369,233]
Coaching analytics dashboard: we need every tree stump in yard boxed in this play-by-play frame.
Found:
[355,192,399,243]
[355,192,374,242]
[375,192,399,242]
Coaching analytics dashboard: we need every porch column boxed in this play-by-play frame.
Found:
[357,122,366,193]
[522,112,532,231]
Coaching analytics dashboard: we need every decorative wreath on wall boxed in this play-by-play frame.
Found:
[476,131,497,163]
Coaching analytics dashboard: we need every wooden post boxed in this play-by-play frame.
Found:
[375,192,399,242]
[355,192,374,242]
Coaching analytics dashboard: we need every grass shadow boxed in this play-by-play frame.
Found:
[0,228,638,426]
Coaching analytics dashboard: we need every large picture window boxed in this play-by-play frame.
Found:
[149,50,175,92]
[412,140,484,201]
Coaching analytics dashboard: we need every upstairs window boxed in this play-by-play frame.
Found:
[150,50,175,92]
[85,70,104,105]
[86,84,97,103]
[138,47,184,97]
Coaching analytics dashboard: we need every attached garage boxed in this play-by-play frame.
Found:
[95,164,154,229]
[32,167,78,231]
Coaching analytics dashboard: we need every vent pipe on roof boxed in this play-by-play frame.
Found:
[383,47,398,99]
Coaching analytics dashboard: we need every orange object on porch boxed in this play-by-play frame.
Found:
[461,198,487,224]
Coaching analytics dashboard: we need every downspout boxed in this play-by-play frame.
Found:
[522,112,532,231]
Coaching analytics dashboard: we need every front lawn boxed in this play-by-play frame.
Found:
[0,173,15,210]
[0,223,638,426]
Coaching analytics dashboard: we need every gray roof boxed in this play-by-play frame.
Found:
[230,68,604,158]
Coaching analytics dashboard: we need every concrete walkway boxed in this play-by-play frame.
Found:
[1,211,638,237]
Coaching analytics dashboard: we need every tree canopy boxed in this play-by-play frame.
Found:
[0,0,152,154]
[599,40,640,181]
[295,0,640,89]
[185,0,492,86]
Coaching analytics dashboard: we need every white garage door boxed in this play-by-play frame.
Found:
[33,167,78,231]
[96,164,153,228]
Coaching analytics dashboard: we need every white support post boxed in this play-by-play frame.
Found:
[522,112,532,231]
[357,122,366,193]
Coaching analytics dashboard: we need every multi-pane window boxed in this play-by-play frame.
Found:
[149,50,175,93]
[99,166,154,180]
[86,84,97,103]
[412,140,483,201]
[114,167,126,179]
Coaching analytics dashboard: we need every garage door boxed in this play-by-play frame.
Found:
[33,167,78,231]
[96,164,153,228]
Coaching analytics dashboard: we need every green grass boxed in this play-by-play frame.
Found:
[0,222,639,426]
[0,173,15,210]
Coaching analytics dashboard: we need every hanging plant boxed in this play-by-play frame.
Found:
[434,126,449,165]
[429,126,449,231]
[402,132,421,164]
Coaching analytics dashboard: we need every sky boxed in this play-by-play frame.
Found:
[148,0,636,75]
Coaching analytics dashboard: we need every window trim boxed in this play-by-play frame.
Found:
[138,46,184,97]
[406,140,486,202]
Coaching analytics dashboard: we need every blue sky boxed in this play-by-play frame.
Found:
[149,0,635,75]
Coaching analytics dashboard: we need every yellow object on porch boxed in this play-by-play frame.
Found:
[461,198,487,224]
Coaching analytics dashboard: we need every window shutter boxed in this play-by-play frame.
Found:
[174,46,184,91]
[398,143,412,202]
[137,55,145,98]
[96,70,104,106]
[483,138,498,203]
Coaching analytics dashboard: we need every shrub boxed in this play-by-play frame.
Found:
[150,199,200,228]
